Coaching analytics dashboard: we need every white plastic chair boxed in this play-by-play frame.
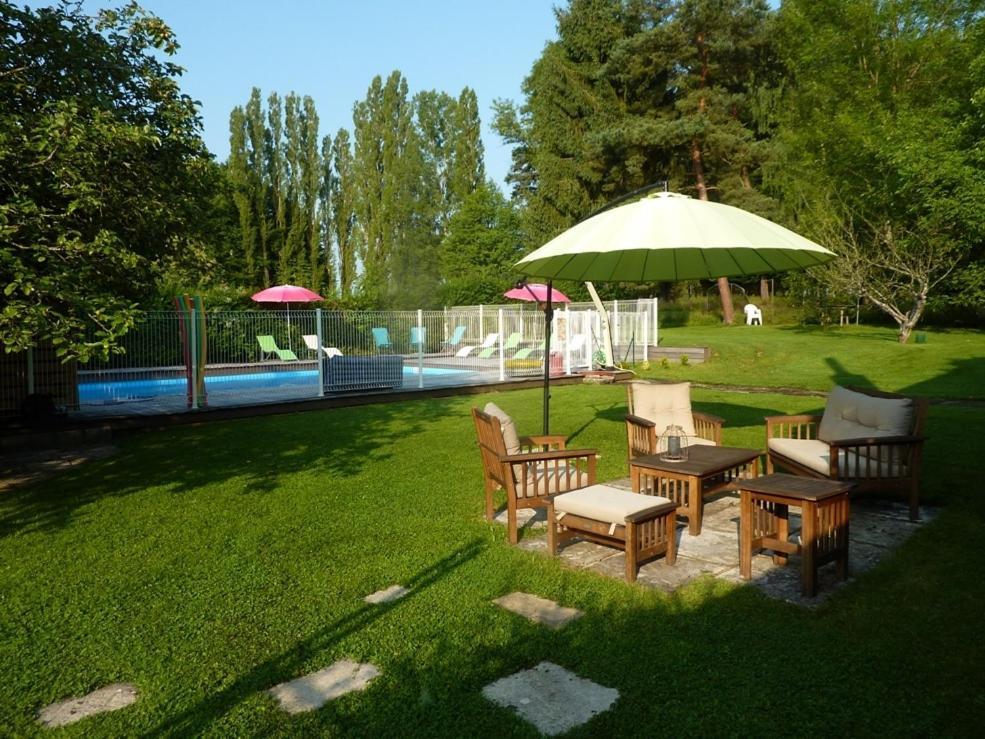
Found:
[744,304,763,325]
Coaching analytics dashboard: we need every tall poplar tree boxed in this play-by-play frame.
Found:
[330,129,357,297]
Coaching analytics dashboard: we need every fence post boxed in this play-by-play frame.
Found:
[613,299,619,349]
[316,308,325,397]
[479,304,484,338]
[564,305,571,375]
[417,309,424,389]
[497,308,505,382]
[190,307,199,410]
[653,297,659,347]
[443,306,448,343]
[642,311,649,363]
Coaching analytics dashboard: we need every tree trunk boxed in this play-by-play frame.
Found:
[692,140,735,324]
[760,278,770,303]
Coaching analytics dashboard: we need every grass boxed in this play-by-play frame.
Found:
[2,327,985,735]
[640,324,985,399]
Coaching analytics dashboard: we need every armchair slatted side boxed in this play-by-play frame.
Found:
[472,408,597,544]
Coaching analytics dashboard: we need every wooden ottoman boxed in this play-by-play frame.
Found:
[547,484,678,583]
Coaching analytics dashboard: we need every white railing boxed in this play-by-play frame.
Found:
[3,299,656,418]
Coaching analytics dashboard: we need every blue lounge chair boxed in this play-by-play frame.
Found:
[441,325,466,352]
[372,327,392,352]
[410,326,426,352]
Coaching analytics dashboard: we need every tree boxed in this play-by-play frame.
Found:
[438,183,524,305]
[775,0,985,342]
[0,1,215,361]
[494,0,779,323]
[329,129,357,297]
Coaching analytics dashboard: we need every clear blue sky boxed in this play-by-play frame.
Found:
[87,0,559,189]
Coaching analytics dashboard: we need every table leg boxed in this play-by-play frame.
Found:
[773,503,789,567]
[740,491,752,580]
[631,465,640,493]
[836,496,850,581]
[689,475,702,535]
[801,501,817,597]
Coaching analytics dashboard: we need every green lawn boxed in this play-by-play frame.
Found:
[1,333,984,735]
[642,324,985,399]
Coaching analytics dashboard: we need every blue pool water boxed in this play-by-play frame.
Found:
[78,366,472,404]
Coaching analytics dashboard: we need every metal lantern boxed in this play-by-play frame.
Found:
[658,424,689,462]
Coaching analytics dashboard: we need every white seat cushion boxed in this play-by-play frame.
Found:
[769,438,905,478]
[818,386,913,442]
[554,484,673,525]
[689,436,717,447]
[514,464,588,498]
[629,381,697,437]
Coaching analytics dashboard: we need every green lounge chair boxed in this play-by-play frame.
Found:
[257,335,299,361]
[372,327,392,352]
[512,340,546,360]
[479,332,521,358]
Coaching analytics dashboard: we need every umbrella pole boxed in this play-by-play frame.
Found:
[543,280,553,435]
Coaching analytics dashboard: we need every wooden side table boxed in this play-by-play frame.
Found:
[631,445,761,535]
[738,474,853,597]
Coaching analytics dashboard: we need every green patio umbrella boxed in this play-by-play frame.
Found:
[514,190,836,433]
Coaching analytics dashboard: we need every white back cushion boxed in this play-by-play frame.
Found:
[818,386,913,442]
[484,402,521,454]
[629,381,696,437]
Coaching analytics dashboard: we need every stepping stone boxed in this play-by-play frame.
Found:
[363,585,409,604]
[38,683,138,728]
[482,661,618,736]
[268,660,379,714]
[493,592,583,630]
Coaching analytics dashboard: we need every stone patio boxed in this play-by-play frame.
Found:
[506,478,937,606]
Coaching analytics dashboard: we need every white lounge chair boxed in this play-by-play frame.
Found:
[302,334,343,358]
[456,333,498,357]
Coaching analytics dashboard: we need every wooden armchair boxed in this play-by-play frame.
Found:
[626,381,724,460]
[765,386,928,520]
[472,405,597,543]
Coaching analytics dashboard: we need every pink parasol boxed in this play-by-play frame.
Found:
[251,284,323,303]
[251,284,323,350]
[503,283,571,304]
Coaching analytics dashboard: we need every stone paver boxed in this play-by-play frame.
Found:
[363,585,409,604]
[38,683,138,728]
[482,661,618,736]
[268,660,379,714]
[512,489,938,604]
[493,592,583,629]
[493,507,547,530]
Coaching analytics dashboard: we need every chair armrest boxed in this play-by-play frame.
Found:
[626,414,655,428]
[502,448,598,464]
[693,411,724,425]
[828,434,926,448]
[520,434,567,450]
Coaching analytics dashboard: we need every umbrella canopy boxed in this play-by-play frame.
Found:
[503,283,571,304]
[250,284,323,303]
[515,191,835,282]
[513,191,836,435]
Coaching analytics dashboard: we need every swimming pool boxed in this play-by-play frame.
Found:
[78,366,474,404]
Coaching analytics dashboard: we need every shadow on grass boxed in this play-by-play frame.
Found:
[0,396,465,538]
[144,539,485,737]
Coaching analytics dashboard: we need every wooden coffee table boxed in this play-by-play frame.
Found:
[737,474,853,597]
[630,445,761,535]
